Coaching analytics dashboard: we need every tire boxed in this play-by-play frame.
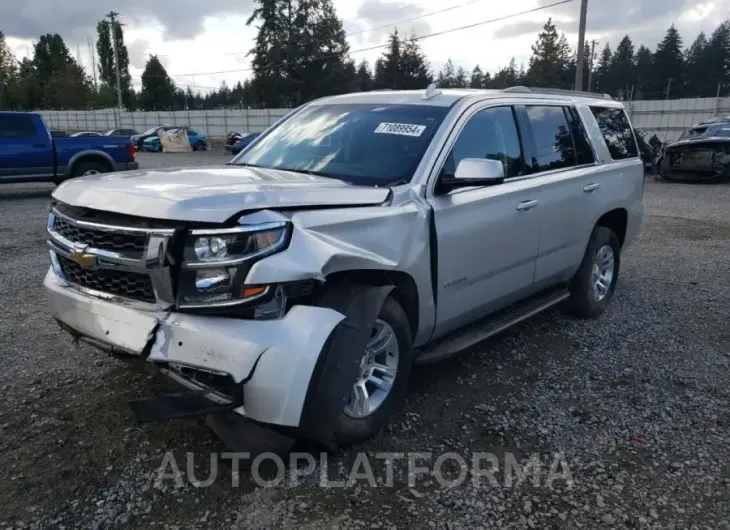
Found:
[331,296,413,446]
[563,226,621,319]
[193,140,206,151]
[72,161,109,178]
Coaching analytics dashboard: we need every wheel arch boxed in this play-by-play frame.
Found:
[595,208,628,247]
[68,151,115,176]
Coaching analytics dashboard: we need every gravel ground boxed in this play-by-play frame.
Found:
[0,154,728,530]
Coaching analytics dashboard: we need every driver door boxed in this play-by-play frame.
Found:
[428,105,541,337]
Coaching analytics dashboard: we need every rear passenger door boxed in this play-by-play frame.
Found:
[515,104,600,288]
[0,115,55,181]
[430,105,541,337]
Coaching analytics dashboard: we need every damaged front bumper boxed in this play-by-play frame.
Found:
[44,268,345,427]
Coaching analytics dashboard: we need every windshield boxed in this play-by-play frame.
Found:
[142,127,158,135]
[231,103,450,186]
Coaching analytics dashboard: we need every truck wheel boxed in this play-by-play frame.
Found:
[72,161,109,178]
[563,226,621,319]
[333,296,413,446]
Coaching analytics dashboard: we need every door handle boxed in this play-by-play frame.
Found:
[583,183,600,193]
[516,199,539,211]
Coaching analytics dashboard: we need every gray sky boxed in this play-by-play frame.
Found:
[2,0,726,92]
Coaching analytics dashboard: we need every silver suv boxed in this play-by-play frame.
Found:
[45,86,644,447]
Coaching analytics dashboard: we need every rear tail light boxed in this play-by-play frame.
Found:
[128,142,136,160]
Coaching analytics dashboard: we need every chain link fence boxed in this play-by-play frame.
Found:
[36,96,730,143]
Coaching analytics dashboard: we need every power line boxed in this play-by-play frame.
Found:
[162,0,574,79]
[223,0,491,57]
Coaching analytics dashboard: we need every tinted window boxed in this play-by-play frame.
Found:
[187,129,198,136]
[0,116,36,138]
[235,103,450,186]
[590,106,638,160]
[565,107,595,165]
[443,106,523,178]
[525,106,576,171]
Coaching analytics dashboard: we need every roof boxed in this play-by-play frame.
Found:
[311,86,619,108]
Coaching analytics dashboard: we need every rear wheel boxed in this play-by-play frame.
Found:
[193,140,206,151]
[332,296,412,446]
[563,226,621,318]
[72,161,109,178]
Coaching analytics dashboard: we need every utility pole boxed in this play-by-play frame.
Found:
[586,39,597,92]
[574,0,589,91]
[106,11,123,110]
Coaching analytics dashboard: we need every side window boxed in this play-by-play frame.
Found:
[187,129,198,136]
[589,106,638,160]
[524,106,576,172]
[565,107,595,165]
[443,106,524,179]
[0,116,36,138]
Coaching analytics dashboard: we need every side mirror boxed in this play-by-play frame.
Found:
[439,158,505,193]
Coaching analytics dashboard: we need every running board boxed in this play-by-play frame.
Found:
[415,286,570,365]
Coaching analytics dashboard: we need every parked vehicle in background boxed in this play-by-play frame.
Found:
[131,125,177,150]
[50,130,69,138]
[658,117,730,183]
[225,131,244,152]
[104,128,138,137]
[44,86,643,449]
[228,132,260,155]
[71,131,103,138]
[142,127,208,152]
[634,128,660,174]
[0,112,138,184]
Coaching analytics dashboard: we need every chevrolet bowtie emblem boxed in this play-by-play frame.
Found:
[70,245,95,268]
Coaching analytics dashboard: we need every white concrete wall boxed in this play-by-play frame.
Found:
[626,97,730,143]
[37,97,730,143]
[39,108,291,137]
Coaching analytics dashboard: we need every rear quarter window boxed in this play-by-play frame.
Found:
[0,115,36,138]
[589,106,638,160]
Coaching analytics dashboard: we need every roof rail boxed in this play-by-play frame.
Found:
[503,86,613,100]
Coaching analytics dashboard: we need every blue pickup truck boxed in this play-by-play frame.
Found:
[0,112,139,184]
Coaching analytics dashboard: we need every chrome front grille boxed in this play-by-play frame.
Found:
[53,215,147,258]
[47,208,175,309]
[58,255,156,303]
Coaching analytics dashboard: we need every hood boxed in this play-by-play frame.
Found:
[52,166,391,223]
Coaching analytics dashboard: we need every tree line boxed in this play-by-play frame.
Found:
[1,0,729,111]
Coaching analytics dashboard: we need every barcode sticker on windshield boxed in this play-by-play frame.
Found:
[374,122,426,137]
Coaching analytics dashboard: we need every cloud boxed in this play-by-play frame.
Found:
[0,0,255,42]
[127,39,150,70]
[355,0,433,44]
[493,21,546,39]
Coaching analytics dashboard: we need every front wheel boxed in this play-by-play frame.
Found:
[563,226,621,319]
[332,296,413,446]
[193,140,206,151]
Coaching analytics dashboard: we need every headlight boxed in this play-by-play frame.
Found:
[178,221,291,309]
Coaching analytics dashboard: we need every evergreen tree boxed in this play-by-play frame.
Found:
[609,35,636,98]
[32,34,92,109]
[683,33,707,96]
[651,25,684,98]
[436,58,456,88]
[374,29,401,89]
[139,55,176,110]
[454,66,469,88]
[95,20,133,108]
[703,21,730,97]
[492,58,520,88]
[593,44,612,93]
[399,34,432,89]
[525,18,572,88]
[634,45,653,98]
[0,31,18,109]
[355,59,373,91]
[470,65,484,88]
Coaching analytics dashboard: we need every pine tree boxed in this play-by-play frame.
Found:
[634,45,653,99]
[651,25,684,98]
[374,29,401,89]
[492,58,520,88]
[470,65,484,88]
[703,21,730,97]
[399,34,431,89]
[683,33,707,97]
[139,55,176,110]
[525,18,572,88]
[436,58,456,88]
[454,66,468,88]
[32,34,92,109]
[0,31,18,109]
[355,59,373,91]
[593,44,612,94]
[609,35,636,98]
